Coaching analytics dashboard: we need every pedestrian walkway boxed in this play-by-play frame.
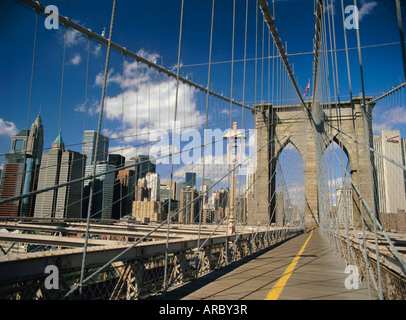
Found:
[165,229,378,300]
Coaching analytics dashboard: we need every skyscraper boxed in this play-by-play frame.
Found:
[0,114,43,217]
[0,154,29,217]
[112,169,135,219]
[34,131,86,219]
[82,130,109,166]
[146,172,160,202]
[83,163,115,220]
[127,155,156,181]
[26,114,44,163]
[200,177,212,205]
[335,187,354,227]
[176,180,186,201]
[179,187,201,224]
[185,172,196,188]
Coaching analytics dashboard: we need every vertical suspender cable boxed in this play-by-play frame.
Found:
[198,0,215,254]
[241,0,249,129]
[163,0,185,294]
[328,0,348,264]
[80,36,91,220]
[353,0,383,300]
[78,0,117,298]
[339,1,372,297]
[261,18,265,104]
[395,0,406,81]
[58,24,68,133]
[229,0,236,218]
[26,9,39,132]
[120,52,126,218]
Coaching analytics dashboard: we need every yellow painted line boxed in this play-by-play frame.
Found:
[265,229,314,300]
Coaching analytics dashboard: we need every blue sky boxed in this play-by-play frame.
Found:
[0,0,405,196]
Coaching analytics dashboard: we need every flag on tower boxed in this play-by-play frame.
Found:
[303,80,310,97]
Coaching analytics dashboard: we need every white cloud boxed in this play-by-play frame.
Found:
[93,54,205,146]
[373,106,406,134]
[74,99,100,115]
[358,0,378,21]
[0,118,18,137]
[92,44,102,57]
[68,53,82,65]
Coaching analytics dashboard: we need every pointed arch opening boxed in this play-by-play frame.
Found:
[274,141,305,227]
[321,140,353,228]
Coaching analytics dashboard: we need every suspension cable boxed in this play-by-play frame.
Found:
[163,0,185,294]
[79,0,117,297]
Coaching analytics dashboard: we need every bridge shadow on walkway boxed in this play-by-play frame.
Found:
[161,229,378,300]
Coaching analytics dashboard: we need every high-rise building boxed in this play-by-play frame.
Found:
[373,130,406,214]
[146,172,160,202]
[83,162,115,220]
[160,181,176,202]
[336,187,354,227]
[10,130,29,155]
[246,158,255,193]
[34,131,86,219]
[185,172,196,188]
[127,155,156,181]
[0,114,43,217]
[26,114,44,163]
[132,173,163,223]
[179,187,201,224]
[0,154,30,217]
[200,177,212,205]
[82,130,109,166]
[112,169,135,219]
[135,177,149,201]
[176,180,186,201]
[108,154,125,168]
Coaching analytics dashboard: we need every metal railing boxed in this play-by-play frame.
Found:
[0,227,302,300]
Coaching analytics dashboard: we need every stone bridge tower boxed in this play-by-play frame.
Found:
[252,97,377,230]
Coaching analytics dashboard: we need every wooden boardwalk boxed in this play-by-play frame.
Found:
[165,229,378,300]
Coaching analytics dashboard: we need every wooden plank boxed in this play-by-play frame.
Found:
[168,230,378,300]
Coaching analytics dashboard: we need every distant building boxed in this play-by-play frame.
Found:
[135,177,149,202]
[235,195,247,225]
[132,173,163,223]
[336,187,354,227]
[176,180,186,201]
[83,162,115,220]
[161,181,177,201]
[108,154,125,168]
[132,199,163,223]
[373,130,406,214]
[0,114,43,217]
[179,187,201,224]
[112,169,135,219]
[214,189,229,222]
[200,177,212,205]
[146,172,160,202]
[34,131,86,219]
[82,130,109,166]
[127,155,156,182]
[0,154,37,217]
[26,114,44,163]
[185,172,196,188]
[246,159,255,193]
[245,193,254,225]
[160,181,176,202]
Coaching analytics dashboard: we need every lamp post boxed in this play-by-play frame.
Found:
[223,122,245,235]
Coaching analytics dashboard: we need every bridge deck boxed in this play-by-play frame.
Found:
[166,229,378,300]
